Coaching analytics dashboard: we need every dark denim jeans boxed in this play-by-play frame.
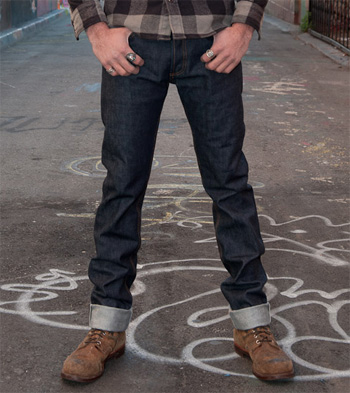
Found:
[88,35,270,332]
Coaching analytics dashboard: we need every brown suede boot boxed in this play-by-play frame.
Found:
[61,329,126,383]
[234,326,294,381]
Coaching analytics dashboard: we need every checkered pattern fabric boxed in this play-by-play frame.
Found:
[68,0,268,40]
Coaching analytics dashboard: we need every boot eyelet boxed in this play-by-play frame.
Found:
[97,341,101,345]
[256,340,261,344]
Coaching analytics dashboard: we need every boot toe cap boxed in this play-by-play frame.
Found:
[253,358,294,380]
[61,356,103,382]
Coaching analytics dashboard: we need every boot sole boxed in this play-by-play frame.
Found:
[61,344,125,383]
[234,343,295,381]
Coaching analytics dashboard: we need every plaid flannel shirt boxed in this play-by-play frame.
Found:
[68,0,268,40]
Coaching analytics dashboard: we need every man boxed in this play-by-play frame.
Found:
[61,0,294,383]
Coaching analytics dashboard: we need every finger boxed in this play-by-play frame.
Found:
[108,62,133,77]
[127,52,144,67]
[200,48,217,63]
[210,62,229,74]
[116,56,140,75]
[204,54,228,71]
[106,55,140,76]
[214,59,236,74]
[221,61,240,74]
[105,65,117,76]
[124,41,145,67]
[120,51,143,73]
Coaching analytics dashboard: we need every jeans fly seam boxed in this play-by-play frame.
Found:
[170,40,187,79]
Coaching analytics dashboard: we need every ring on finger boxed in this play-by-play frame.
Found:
[206,49,215,59]
[107,67,115,74]
[126,53,137,63]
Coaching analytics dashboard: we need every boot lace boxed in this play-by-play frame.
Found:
[84,329,108,347]
[250,326,274,345]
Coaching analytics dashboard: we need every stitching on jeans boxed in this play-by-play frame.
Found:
[177,39,187,77]
[170,40,187,78]
[170,39,176,81]
[171,40,187,77]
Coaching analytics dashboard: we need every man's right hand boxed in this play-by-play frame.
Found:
[86,22,144,76]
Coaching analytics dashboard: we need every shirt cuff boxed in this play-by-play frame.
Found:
[232,0,266,39]
[70,0,108,40]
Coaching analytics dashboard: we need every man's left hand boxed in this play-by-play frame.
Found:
[200,23,254,74]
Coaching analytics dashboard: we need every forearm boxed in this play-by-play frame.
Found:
[86,21,110,42]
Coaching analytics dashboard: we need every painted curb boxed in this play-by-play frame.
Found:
[0,9,67,49]
[298,33,349,68]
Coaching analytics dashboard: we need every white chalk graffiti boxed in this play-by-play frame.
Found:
[0,215,349,381]
[196,215,350,268]
[0,269,88,330]
[251,79,309,95]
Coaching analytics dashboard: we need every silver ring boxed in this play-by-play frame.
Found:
[206,49,215,59]
[107,67,115,74]
[126,52,137,63]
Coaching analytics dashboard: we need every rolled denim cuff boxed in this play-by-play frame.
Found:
[229,303,271,330]
[89,304,132,332]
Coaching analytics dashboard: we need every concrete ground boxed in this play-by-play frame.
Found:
[1,14,349,393]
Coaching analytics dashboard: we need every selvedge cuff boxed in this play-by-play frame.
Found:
[90,304,132,332]
[230,303,271,330]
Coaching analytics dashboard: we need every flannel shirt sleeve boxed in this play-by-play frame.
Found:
[68,0,108,39]
[232,0,268,39]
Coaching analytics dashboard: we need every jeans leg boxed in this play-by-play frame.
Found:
[175,38,269,328]
[89,37,170,331]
